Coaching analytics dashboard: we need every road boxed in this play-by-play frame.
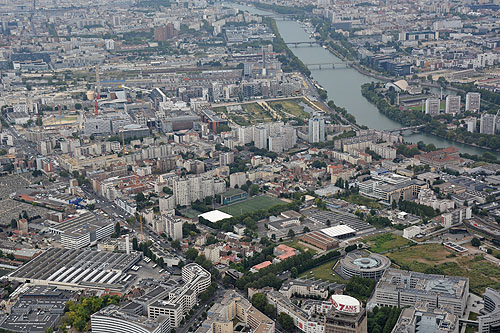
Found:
[177,282,226,333]
[8,126,39,157]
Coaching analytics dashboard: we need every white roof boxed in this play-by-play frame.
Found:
[331,295,361,314]
[198,210,233,223]
[321,225,356,237]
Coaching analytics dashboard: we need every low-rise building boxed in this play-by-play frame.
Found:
[372,268,469,316]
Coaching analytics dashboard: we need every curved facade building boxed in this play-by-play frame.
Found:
[91,305,169,333]
[340,250,391,280]
[479,288,500,333]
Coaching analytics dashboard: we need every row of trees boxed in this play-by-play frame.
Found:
[362,83,500,151]
[235,249,340,291]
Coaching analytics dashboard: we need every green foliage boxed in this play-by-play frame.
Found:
[61,295,120,331]
[278,312,295,331]
[365,215,392,228]
[162,186,173,195]
[345,276,376,301]
[397,200,438,218]
[471,237,480,247]
[367,306,402,333]
[186,248,198,261]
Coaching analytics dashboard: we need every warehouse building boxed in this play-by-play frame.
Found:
[49,212,114,249]
[7,248,142,292]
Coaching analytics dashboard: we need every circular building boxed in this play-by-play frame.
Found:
[340,250,391,280]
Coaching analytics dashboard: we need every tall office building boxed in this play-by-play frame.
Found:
[425,98,440,116]
[445,95,461,114]
[465,92,480,111]
[480,113,497,135]
[309,116,325,143]
[324,295,367,333]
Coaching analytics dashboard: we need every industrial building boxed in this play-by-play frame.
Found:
[302,209,376,235]
[48,211,114,249]
[339,250,391,280]
[0,286,73,333]
[372,268,469,316]
[7,248,142,292]
[299,231,339,251]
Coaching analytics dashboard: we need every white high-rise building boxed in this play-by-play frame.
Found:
[308,116,325,143]
[465,92,480,111]
[164,216,183,241]
[445,95,461,114]
[465,118,476,133]
[480,113,497,135]
[172,175,225,206]
[281,125,297,150]
[268,136,283,153]
[173,179,190,206]
[238,126,254,145]
[219,152,234,167]
[425,98,440,116]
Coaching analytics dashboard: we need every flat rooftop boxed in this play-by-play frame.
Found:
[7,248,141,292]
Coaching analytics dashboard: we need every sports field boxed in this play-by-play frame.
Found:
[219,196,286,216]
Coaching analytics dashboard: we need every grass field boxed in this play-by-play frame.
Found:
[386,243,500,295]
[242,103,273,124]
[284,239,318,254]
[299,259,346,283]
[345,194,381,209]
[363,233,413,253]
[268,99,310,120]
[219,196,286,216]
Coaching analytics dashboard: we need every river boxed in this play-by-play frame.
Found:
[226,2,499,158]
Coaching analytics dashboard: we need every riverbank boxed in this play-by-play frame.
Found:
[361,83,500,155]
[228,1,500,157]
